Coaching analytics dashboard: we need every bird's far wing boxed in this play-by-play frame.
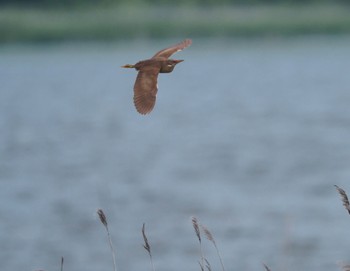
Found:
[133,66,160,115]
[152,39,192,59]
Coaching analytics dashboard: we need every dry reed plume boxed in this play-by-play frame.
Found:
[335,185,350,214]
[334,185,350,270]
[191,216,226,271]
[200,224,226,271]
[191,216,205,270]
[142,223,156,271]
[97,209,117,271]
[263,263,272,271]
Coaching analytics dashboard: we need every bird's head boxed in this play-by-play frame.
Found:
[160,59,184,73]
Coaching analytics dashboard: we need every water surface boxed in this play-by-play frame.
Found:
[1,37,350,271]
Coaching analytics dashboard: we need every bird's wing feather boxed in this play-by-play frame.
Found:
[133,66,160,115]
[152,39,192,59]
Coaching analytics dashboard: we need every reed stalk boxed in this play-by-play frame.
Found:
[97,209,118,271]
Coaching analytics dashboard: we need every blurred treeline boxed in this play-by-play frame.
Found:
[1,0,349,7]
[1,0,349,42]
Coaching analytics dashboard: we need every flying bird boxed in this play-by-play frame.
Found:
[122,39,192,115]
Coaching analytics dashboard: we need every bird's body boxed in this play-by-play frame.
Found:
[122,39,192,115]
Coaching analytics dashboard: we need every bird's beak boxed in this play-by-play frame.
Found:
[174,59,184,64]
[121,64,135,68]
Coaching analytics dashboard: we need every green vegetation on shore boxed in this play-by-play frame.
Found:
[1,4,350,43]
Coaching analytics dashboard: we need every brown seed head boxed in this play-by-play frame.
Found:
[97,209,108,227]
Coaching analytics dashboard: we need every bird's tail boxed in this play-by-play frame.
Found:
[121,64,135,68]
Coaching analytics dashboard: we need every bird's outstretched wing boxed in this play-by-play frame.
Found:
[133,66,160,114]
[152,39,192,59]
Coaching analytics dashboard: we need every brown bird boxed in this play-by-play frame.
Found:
[122,39,192,115]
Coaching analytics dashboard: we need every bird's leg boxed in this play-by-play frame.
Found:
[121,64,135,68]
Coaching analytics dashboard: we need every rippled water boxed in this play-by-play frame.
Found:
[1,36,350,271]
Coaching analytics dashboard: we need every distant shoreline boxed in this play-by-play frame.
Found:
[1,4,350,43]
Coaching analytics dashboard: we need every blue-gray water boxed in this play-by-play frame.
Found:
[1,36,350,271]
